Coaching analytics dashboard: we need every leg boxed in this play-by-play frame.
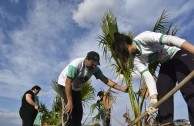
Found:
[19,109,37,126]
[57,84,71,126]
[157,62,176,125]
[173,51,194,125]
[71,90,83,126]
[20,110,29,126]
[31,112,38,126]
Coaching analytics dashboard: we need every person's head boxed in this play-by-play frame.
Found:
[31,85,41,95]
[97,91,104,98]
[85,51,100,69]
[112,32,133,66]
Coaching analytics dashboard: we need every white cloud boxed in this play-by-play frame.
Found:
[10,0,20,3]
[0,111,21,126]
[0,6,6,18]
[72,0,194,37]
[0,28,5,49]
[0,0,77,109]
[73,0,120,28]
[70,30,101,57]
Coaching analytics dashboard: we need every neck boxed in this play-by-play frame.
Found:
[128,44,138,55]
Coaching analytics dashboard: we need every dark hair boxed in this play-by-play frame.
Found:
[112,32,132,66]
[31,85,41,90]
[97,91,104,97]
[86,51,100,65]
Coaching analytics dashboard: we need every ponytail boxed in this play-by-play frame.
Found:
[112,32,132,67]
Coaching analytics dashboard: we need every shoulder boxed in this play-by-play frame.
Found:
[70,57,84,63]
[135,31,162,39]
[25,90,34,96]
[95,66,101,70]
[69,57,84,66]
[93,66,101,72]
[26,90,33,93]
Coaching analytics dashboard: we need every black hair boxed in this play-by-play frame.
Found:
[87,51,99,59]
[87,55,93,60]
[112,32,132,67]
[97,91,104,97]
[31,85,41,90]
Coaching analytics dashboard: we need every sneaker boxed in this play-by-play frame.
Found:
[160,121,175,126]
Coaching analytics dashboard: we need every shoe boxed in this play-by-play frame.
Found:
[160,121,175,126]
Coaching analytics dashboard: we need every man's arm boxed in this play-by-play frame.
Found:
[181,41,194,54]
[65,76,73,114]
[100,76,128,92]
[26,94,39,110]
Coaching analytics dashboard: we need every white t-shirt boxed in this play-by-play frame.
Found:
[133,31,186,96]
[58,58,104,91]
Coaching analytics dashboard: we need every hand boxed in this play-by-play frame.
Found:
[34,105,39,110]
[123,86,129,93]
[64,101,73,114]
[38,108,43,112]
[146,98,158,115]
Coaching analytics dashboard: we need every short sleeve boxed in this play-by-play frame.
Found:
[66,65,78,78]
[93,69,104,79]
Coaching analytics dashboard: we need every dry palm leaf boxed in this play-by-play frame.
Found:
[102,91,114,110]
[140,82,149,98]
[123,112,132,124]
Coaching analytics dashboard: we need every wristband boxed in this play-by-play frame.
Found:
[112,84,116,88]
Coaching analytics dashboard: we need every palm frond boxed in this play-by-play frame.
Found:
[149,10,178,76]
[98,11,141,123]
[152,10,169,33]
[81,81,95,107]
[98,11,118,61]
[51,80,60,96]
[152,9,178,35]
[90,102,99,113]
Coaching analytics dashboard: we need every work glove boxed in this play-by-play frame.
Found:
[146,98,158,116]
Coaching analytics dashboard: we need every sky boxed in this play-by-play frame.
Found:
[0,0,194,125]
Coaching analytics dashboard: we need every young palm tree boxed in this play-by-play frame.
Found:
[98,10,178,125]
[47,80,96,126]
[88,89,116,126]
[81,80,96,108]
[39,81,62,126]
[89,100,106,125]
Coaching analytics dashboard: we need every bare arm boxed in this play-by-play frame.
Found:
[65,76,73,114]
[181,41,194,54]
[26,94,39,110]
[100,76,128,92]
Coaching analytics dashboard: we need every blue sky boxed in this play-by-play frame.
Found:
[0,0,194,125]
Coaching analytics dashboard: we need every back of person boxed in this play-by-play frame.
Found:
[20,90,37,113]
